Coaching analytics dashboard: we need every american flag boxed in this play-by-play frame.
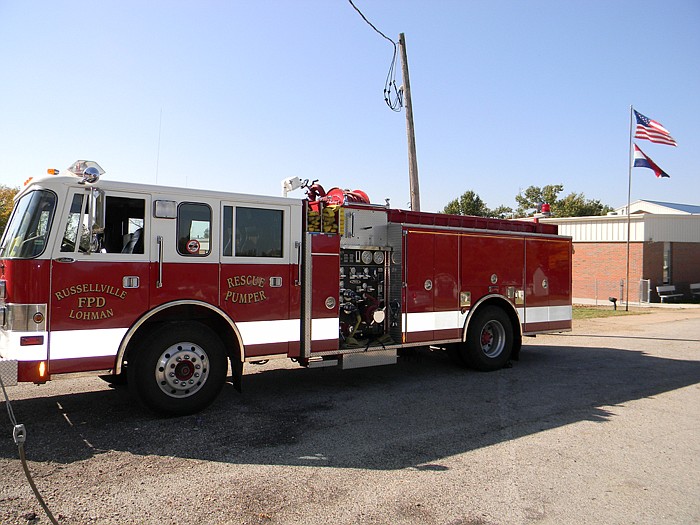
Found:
[634,110,677,146]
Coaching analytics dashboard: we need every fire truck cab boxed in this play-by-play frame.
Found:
[0,162,572,415]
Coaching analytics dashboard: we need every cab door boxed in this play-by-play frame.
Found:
[219,202,297,358]
[49,188,150,374]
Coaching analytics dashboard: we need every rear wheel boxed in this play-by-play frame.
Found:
[446,344,466,366]
[128,321,228,416]
[461,306,513,371]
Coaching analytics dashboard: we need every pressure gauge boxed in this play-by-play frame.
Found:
[373,251,385,265]
[361,250,373,264]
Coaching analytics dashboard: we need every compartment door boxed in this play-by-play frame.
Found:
[432,232,460,341]
[302,233,340,355]
[403,230,434,343]
[525,238,572,332]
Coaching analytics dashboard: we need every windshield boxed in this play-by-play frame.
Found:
[0,190,57,259]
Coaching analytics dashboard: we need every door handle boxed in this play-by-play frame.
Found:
[122,276,140,289]
[295,240,302,286]
[156,236,164,288]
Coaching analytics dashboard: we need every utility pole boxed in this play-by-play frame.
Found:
[398,33,420,211]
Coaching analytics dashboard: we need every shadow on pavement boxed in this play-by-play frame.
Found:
[1,343,699,471]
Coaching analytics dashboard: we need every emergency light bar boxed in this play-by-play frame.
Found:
[67,160,105,184]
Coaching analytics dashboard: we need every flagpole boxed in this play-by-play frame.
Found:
[625,105,634,311]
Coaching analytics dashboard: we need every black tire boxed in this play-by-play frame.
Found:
[128,321,228,416]
[446,344,467,367]
[461,306,513,371]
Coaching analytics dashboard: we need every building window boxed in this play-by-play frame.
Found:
[662,242,672,284]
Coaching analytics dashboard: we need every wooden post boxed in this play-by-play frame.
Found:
[399,33,420,211]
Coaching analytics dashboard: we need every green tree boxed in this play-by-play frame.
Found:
[443,190,490,217]
[556,192,613,217]
[0,185,19,234]
[515,184,612,218]
[443,185,612,220]
[515,184,564,217]
[489,205,515,219]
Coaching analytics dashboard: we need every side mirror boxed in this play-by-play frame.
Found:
[86,188,105,254]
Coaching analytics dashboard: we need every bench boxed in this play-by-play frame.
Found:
[656,285,683,303]
[690,283,700,299]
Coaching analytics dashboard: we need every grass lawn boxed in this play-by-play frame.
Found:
[573,305,650,320]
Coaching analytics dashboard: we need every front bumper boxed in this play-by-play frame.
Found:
[0,357,18,387]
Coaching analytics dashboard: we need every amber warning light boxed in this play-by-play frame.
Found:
[24,167,60,186]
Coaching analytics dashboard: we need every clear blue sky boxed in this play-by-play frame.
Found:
[1,1,698,213]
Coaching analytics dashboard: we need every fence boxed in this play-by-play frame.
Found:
[578,278,651,306]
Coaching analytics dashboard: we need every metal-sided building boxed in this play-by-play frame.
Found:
[542,200,700,304]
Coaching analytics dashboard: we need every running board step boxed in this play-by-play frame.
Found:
[307,357,339,368]
[341,349,397,370]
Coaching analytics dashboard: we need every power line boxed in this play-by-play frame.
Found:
[348,0,402,112]
[348,0,395,45]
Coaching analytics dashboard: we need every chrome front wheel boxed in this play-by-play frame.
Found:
[129,322,227,415]
[155,341,209,398]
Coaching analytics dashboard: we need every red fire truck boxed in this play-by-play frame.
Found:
[0,161,572,415]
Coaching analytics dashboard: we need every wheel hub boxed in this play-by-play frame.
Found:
[480,321,506,358]
[155,342,209,398]
[174,360,195,381]
[481,330,494,348]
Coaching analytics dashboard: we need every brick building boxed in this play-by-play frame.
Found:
[542,200,700,304]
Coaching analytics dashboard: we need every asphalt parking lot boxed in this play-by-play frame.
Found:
[1,308,699,525]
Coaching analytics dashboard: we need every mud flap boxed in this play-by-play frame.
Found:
[511,336,522,361]
[230,356,243,393]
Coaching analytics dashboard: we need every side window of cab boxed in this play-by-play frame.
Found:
[177,203,212,256]
[235,207,283,258]
[221,205,285,260]
[60,193,146,254]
